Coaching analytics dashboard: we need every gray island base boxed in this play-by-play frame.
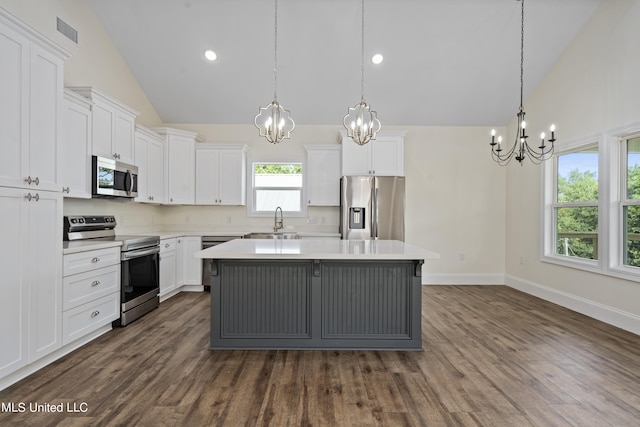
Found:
[195,239,439,351]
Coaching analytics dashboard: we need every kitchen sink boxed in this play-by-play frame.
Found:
[244,232,299,240]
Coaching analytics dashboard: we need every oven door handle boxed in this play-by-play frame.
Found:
[121,246,160,261]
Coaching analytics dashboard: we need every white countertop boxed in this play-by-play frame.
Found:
[194,239,440,261]
[63,239,122,254]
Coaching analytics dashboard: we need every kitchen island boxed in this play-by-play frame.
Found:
[194,239,439,350]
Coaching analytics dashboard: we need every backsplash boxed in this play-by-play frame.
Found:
[63,198,339,234]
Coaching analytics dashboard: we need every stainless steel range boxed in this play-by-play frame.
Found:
[64,215,160,326]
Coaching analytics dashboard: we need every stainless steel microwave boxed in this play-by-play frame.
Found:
[92,156,138,198]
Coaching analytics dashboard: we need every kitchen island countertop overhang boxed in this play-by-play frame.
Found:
[196,239,439,351]
[194,239,440,261]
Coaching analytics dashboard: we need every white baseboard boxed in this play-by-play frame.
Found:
[505,274,640,336]
[422,273,505,285]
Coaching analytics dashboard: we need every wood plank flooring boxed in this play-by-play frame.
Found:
[1,286,640,426]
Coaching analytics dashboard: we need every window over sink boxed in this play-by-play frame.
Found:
[249,162,306,216]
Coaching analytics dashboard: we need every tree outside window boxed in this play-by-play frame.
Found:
[554,148,599,260]
[623,136,640,267]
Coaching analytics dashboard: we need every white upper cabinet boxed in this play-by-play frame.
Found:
[134,125,165,204]
[69,87,139,165]
[340,131,405,176]
[0,13,68,192]
[61,89,92,198]
[152,127,201,205]
[305,145,342,206]
[195,143,248,205]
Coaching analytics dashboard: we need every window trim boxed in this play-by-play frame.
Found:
[541,134,602,273]
[609,129,640,279]
[541,122,640,283]
[246,155,307,218]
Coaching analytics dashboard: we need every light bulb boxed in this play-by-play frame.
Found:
[491,129,496,136]
[204,50,217,61]
[521,121,527,129]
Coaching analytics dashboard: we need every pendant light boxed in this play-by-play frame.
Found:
[343,0,381,145]
[489,0,556,165]
[254,0,295,144]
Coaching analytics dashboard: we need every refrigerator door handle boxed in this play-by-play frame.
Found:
[372,187,378,238]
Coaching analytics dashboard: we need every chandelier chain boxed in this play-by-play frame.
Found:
[360,0,365,102]
[519,0,524,111]
[273,0,278,101]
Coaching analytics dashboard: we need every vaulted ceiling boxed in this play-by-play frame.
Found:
[89,0,602,127]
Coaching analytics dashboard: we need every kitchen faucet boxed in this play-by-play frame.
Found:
[274,206,284,232]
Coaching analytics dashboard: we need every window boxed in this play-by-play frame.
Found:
[251,162,304,215]
[622,135,640,267]
[554,147,599,260]
[543,124,640,281]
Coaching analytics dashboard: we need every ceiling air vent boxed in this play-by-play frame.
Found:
[56,17,78,44]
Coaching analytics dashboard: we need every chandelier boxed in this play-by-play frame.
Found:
[343,0,381,146]
[490,0,556,165]
[254,0,295,144]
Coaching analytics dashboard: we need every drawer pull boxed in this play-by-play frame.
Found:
[91,311,100,318]
[91,280,100,287]
[24,176,32,185]
[24,193,32,201]
[164,243,170,248]
[91,257,100,263]
[34,177,39,185]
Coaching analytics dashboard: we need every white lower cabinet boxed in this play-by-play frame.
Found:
[62,246,120,346]
[0,187,62,379]
[178,236,202,288]
[160,236,202,301]
[159,238,177,299]
[62,293,119,346]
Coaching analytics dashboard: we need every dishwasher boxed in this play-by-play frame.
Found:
[201,236,242,291]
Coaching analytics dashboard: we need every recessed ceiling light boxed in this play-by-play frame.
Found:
[204,50,217,61]
[371,53,384,65]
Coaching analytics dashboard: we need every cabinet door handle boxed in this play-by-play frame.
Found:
[62,187,70,193]
[33,177,39,185]
[33,193,39,202]
[24,193,32,201]
[165,243,170,248]
[24,176,32,185]
[91,280,100,287]
[91,311,100,318]
[91,257,100,263]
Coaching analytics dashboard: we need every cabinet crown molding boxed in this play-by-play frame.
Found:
[151,127,204,142]
[67,86,140,118]
[196,142,249,152]
[135,124,164,141]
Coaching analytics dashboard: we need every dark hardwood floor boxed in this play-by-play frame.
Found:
[1,286,640,426]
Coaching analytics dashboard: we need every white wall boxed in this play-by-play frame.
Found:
[505,0,640,331]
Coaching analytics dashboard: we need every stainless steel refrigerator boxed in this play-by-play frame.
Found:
[340,176,405,241]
